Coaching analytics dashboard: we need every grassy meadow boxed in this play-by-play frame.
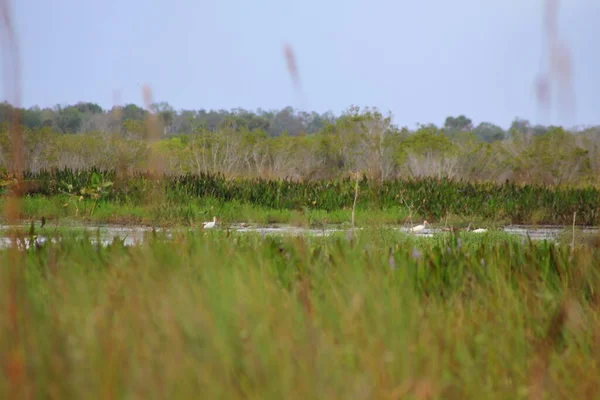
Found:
[0,228,599,399]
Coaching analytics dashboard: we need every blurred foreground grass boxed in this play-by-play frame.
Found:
[0,228,599,399]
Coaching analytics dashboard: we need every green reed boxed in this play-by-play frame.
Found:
[0,229,598,399]
[5,169,600,225]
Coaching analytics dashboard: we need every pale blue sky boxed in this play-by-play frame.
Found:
[6,0,600,128]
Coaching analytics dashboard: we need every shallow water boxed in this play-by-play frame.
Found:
[0,222,597,249]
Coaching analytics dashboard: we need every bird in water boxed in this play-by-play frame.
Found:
[467,222,487,233]
[410,220,429,232]
[202,216,217,229]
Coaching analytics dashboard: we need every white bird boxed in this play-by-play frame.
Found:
[467,223,487,233]
[202,216,217,229]
[410,220,429,232]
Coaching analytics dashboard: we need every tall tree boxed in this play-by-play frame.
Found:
[268,106,305,137]
[444,115,473,132]
[472,122,506,143]
[74,102,104,114]
[121,104,148,121]
[56,106,83,133]
[22,106,43,129]
[150,101,175,136]
[509,117,531,135]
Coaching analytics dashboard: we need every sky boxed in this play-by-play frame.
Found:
[3,0,600,129]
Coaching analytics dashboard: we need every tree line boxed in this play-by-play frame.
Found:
[3,100,597,142]
[0,101,599,185]
[0,101,337,138]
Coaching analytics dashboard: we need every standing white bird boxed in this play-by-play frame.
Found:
[203,216,217,229]
[410,220,429,232]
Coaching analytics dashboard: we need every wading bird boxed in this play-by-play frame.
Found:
[410,220,429,232]
[467,222,487,233]
[203,216,217,229]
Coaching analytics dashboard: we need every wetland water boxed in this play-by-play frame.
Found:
[0,222,597,249]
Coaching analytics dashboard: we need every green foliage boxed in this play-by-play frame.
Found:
[56,106,83,133]
[59,171,114,217]
[73,102,103,114]
[122,119,147,136]
[472,121,506,142]
[22,107,44,129]
[0,229,599,398]
[0,103,598,187]
[121,103,148,121]
[7,169,600,225]
[444,114,473,132]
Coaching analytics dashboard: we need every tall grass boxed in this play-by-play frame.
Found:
[0,229,598,398]
[9,168,600,225]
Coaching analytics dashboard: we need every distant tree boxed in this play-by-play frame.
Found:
[268,106,305,136]
[195,109,229,131]
[472,122,505,143]
[74,102,104,114]
[301,110,336,133]
[40,108,55,128]
[21,107,43,129]
[244,114,270,132]
[56,106,83,133]
[444,115,473,132]
[121,104,148,121]
[0,101,14,125]
[580,125,600,138]
[509,117,531,135]
[401,124,460,179]
[518,126,591,184]
[0,103,42,129]
[532,124,549,136]
[414,122,439,132]
[228,108,271,132]
[173,110,199,134]
[122,119,147,137]
[150,101,175,136]
[338,105,397,180]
